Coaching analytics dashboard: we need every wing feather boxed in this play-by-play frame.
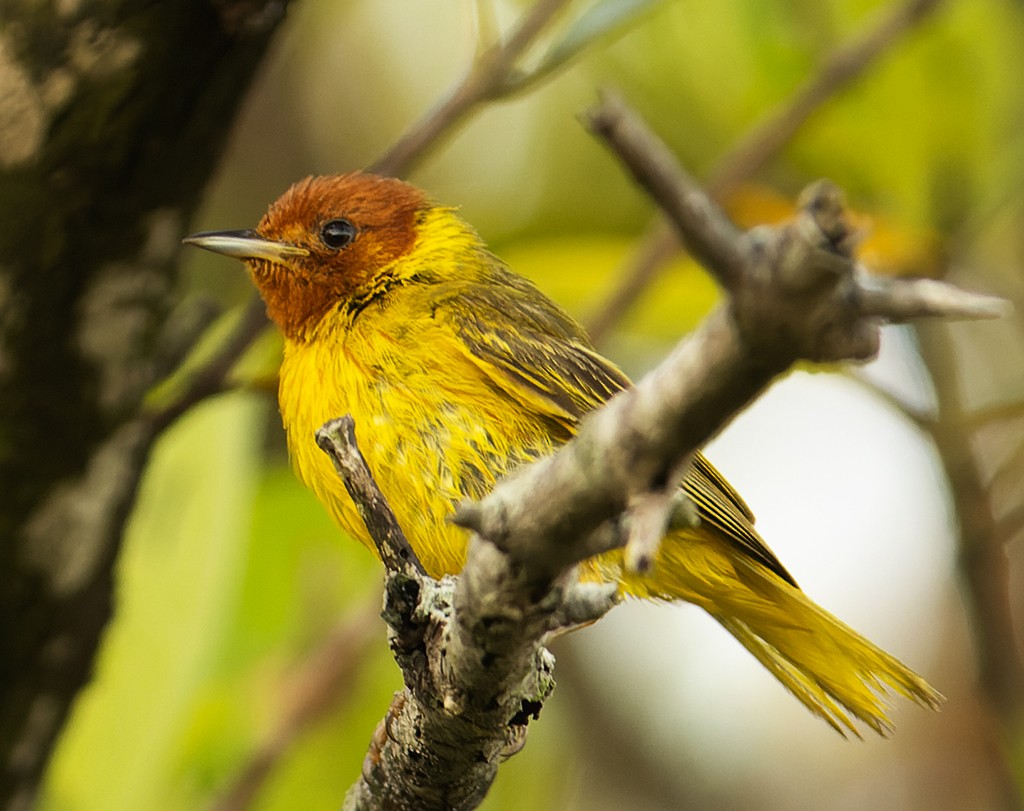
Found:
[433,268,797,587]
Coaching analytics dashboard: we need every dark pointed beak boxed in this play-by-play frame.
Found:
[183,229,309,262]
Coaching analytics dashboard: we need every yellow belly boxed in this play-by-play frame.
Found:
[278,306,555,577]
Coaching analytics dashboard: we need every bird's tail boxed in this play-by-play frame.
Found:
[707,589,942,737]
[606,534,943,737]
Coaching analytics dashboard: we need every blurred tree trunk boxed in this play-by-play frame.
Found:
[0,2,288,805]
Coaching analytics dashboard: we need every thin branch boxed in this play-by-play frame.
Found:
[859,275,1012,322]
[313,422,616,811]
[146,295,270,434]
[149,297,224,385]
[316,416,426,577]
[962,397,1024,431]
[584,91,748,291]
[704,0,947,196]
[458,94,1003,585]
[842,367,935,430]
[623,487,682,573]
[997,502,1024,544]
[499,0,669,97]
[370,0,571,177]
[380,0,677,176]
[585,0,949,343]
[583,219,677,342]
[585,93,1003,341]
[991,440,1024,500]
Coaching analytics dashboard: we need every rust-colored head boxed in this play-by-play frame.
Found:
[185,172,429,340]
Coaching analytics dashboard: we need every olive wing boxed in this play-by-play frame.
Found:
[433,272,797,587]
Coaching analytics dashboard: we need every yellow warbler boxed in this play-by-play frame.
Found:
[186,172,940,736]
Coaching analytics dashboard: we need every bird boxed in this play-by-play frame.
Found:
[185,171,941,737]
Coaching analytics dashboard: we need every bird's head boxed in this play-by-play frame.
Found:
[185,172,431,340]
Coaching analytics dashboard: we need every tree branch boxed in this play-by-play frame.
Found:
[313,422,617,811]
[316,416,426,577]
[961,396,1024,431]
[585,0,949,343]
[859,275,1011,321]
[146,295,271,433]
[370,0,571,178]
[704,0,947,196]
[841,367,936,430]
[322,94,1004,811]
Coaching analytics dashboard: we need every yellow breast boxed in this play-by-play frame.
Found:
[278,290,555,577]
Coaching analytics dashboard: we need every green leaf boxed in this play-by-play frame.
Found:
[504,0,674,94]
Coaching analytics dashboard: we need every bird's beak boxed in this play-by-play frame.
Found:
[183,229,309,262]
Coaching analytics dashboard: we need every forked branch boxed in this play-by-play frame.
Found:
[317,93,1006,811]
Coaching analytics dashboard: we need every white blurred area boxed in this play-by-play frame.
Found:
[565,327,958,808]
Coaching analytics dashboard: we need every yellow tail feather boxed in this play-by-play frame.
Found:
[603,532,942,738]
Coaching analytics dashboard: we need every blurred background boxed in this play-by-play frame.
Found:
[37,0,1024,808]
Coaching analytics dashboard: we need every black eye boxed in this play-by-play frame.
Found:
[320,218,357,249]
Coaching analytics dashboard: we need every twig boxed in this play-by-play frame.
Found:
[149,296,224,385]
[842,366,935,430]
[704,0,947,196]
[583,219,678,344]
[584,93,1000,328]
[315,416,426,576]
[460,94,1002,577]
[370,0,571,177]
[859,275,1011,321]
[992,440,1024,503]
[333,96,1003,810]
[374,0,663,175]
[312,424,617,810]
[584,92,749,291]
[962,397,1024,430]
[210,598,382,811]
[585,0,949,343]
[498,0,669,97]
[997,502,1024,544]
[147,295,270,433]
[623,487,681,573]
